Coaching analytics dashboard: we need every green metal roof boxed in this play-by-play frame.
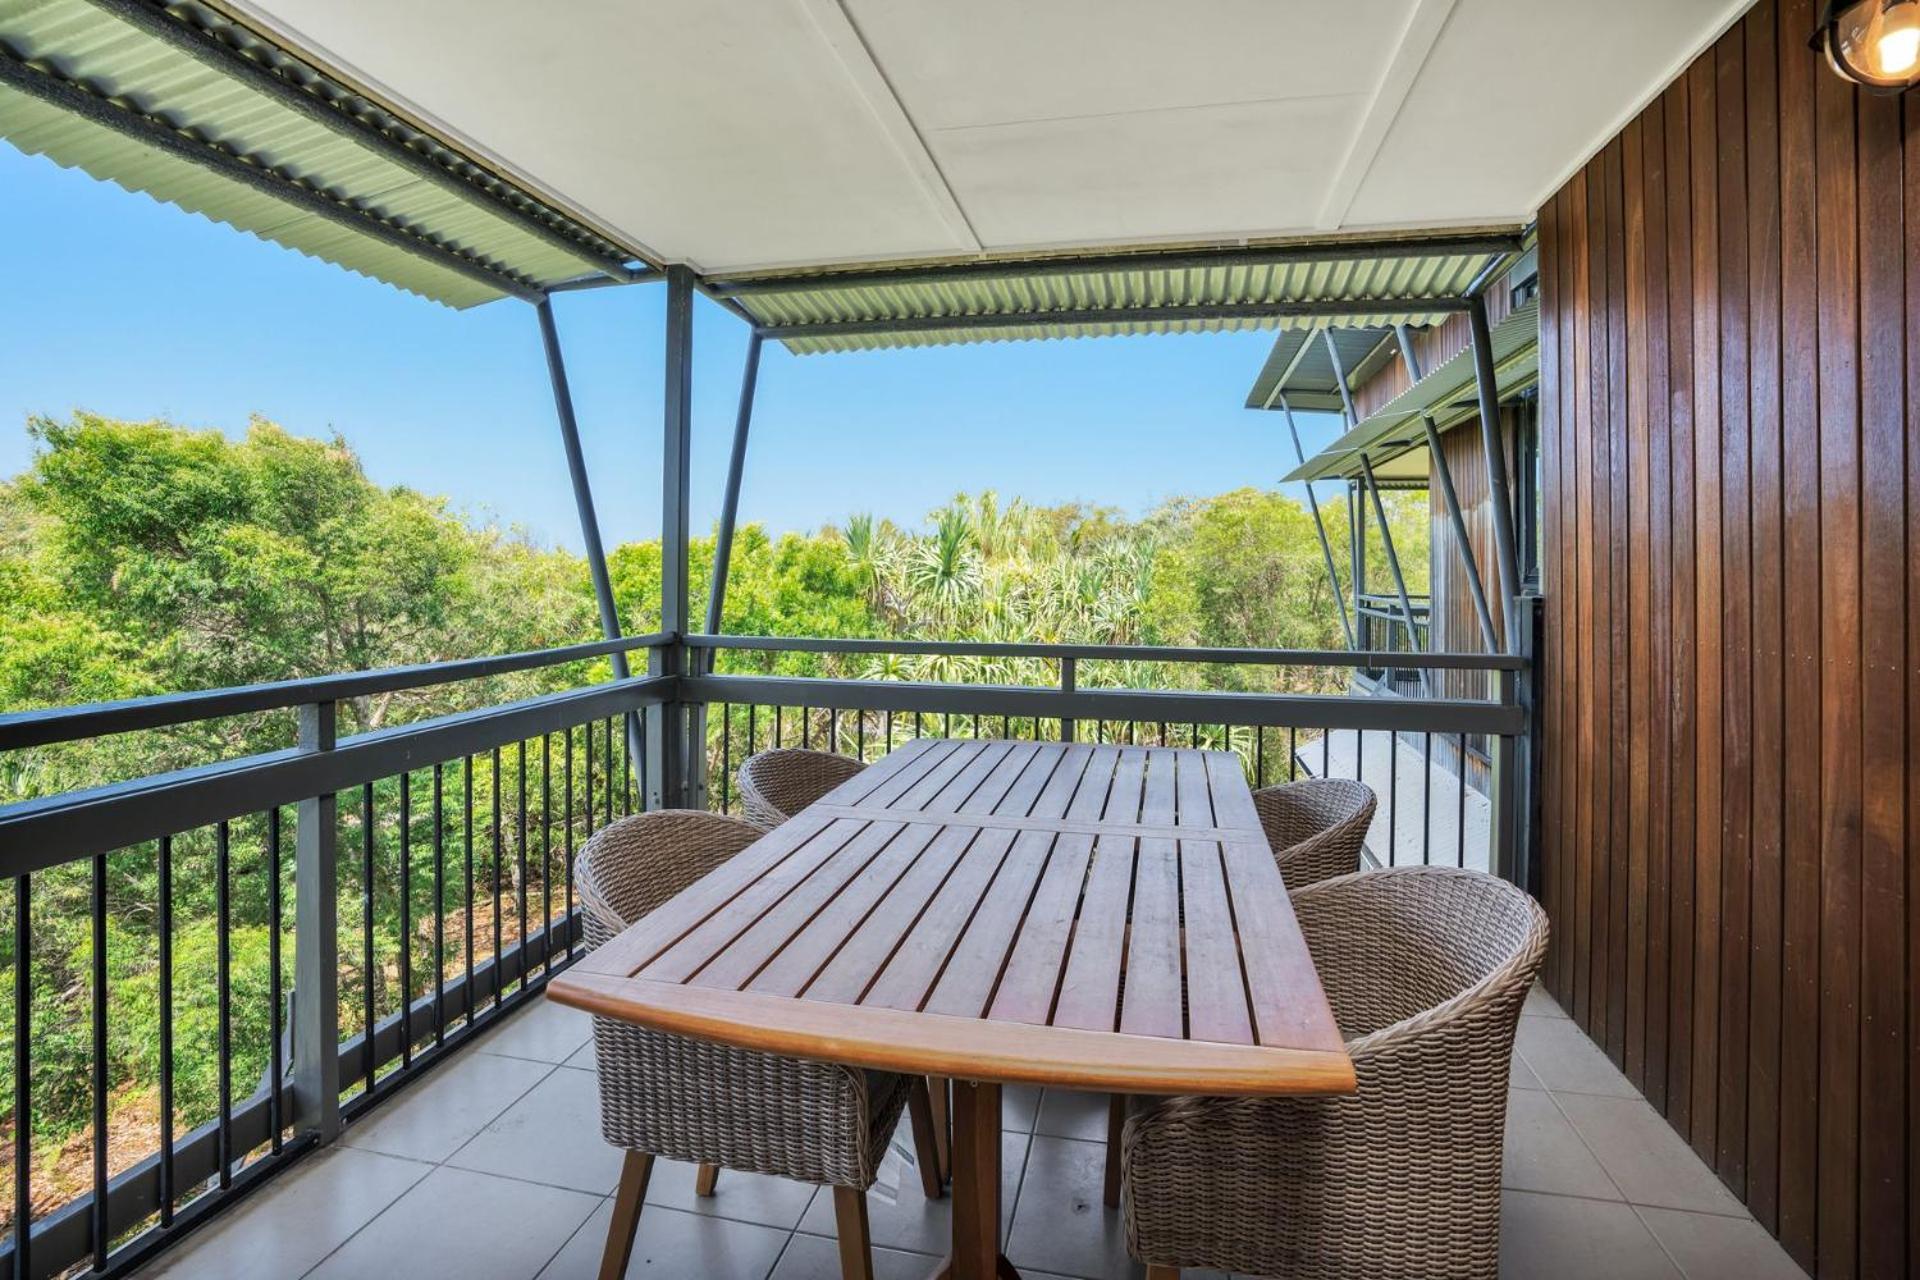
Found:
[717,236,1516,354]
[1283,294,1540,483]
[1243,325,1399,413]
[0,0,640,307]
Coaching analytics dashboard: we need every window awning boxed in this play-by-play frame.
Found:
[1242,325,1398,413]
[0,0,644,307]
[1282,295,1540,483]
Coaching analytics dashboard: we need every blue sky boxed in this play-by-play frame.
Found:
[0,144,1346,553]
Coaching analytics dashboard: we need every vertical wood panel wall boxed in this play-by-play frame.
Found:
[1536,3,1914,1274]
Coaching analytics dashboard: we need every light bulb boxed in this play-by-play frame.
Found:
[1878,3,1920,73]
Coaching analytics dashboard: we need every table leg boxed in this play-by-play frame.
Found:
[930,1080,1018,1280]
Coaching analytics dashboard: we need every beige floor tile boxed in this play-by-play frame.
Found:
[1516,1015,1638,1097]
[1510,1051,1544,1090]
[1034,1088,1116,1143]
[647,1157,821,1232]
[1499,1189,1681,1280]
[1636,1206,1808,1280]
[310,1165,600,1280]
[138,1146,429,1280]
[1004,1135,1136,1279]
[768,1232,936,1280]
[342,1050,552,1162]
[1554,1093,1746,1216]
[1525,983,1570,1018]
[477,995,594,1064]
[1502,1088,1621,1199]
[538,1198,790,1280]
[796,1128,1027,1255]
[1003,1083,1041,1132]
[449,1063,623,1193]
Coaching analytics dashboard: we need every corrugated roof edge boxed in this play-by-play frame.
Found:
[704,227,1528,296]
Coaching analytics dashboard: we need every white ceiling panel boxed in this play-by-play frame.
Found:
[1343,0,1746,229]
[839,0,1412,130]
[226,0,978,273]
[226,0,1753,276]
[932,94,1362,248]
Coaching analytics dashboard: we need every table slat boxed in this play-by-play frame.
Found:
[1028,743,1094,819]
[922,830,1055,1017]
[1174,748,1214,828]
[682,820,915,991]
[1178,840,1255,1045]
[916,739,1009,812]
[638,816,875,984]
[808,824,979,1003]
[986,832,1094,1024]
[954,740,1045,815]
[1220,839,1337,1048]
[552,739,1352,1102]
[745,822,945,996]
[1049,834,1137,1033]
[1118,837,1184,1039]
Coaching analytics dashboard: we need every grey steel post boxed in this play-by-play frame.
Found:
[1467,294,1523,650]
[537,299,644,768]
[1396,324,1500,651]
[651,266,696,810]
[1489,667,1520,883]
[292,701,340,1144]
[1358,454,1430,696]
[1323,329,1402,659]
[1059,655,1077,743]
[705,331,763,635]
[1276,393,1357,650]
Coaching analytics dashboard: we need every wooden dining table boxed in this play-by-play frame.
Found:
[548,737,1355,1280]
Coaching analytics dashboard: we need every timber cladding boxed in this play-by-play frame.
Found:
[1536,1,1914,1275]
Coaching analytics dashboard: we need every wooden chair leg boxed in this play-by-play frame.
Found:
[1144,1266,1181,1280]
[694,1162,721,1197]
[926,1074,952,1180]
[906,1077,947,1199]
[1102,1092,1125,1208]
[599,1151,653,1280]
[830,1186,875,1280]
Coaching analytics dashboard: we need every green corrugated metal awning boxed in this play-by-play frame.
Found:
[714,235,1518,354]
[0,0,641,307]
[1243,325,1398,412]
[1282,295,1540,483]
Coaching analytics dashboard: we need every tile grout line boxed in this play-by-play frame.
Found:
[295,1056,566,1279]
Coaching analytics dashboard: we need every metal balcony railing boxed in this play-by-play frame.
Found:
[0,633,1526,1279]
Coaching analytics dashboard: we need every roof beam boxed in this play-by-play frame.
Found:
[708,230,1523,297]
[82,0,643,281]
[0,33,548,303]
[756,296,1474,342]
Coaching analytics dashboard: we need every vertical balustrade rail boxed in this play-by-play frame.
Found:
[0,636,669,1280]
[0,628,1527,1279]
[681,635,1527,881]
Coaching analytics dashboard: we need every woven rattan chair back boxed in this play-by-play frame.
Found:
[1122,866,1548,1280]
[1251,777,1376,888]
[575,809,758,946]
[738,748,866,830]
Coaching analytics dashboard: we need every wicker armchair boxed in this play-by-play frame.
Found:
[738,747,867,830]
[575,809,937,1280]
[1122,866,1548,1280]
[1253,777,1377,887]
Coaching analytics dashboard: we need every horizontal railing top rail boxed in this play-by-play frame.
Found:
[686,633,1522,671]
[0,632,675,751]
[0,675,673,877]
